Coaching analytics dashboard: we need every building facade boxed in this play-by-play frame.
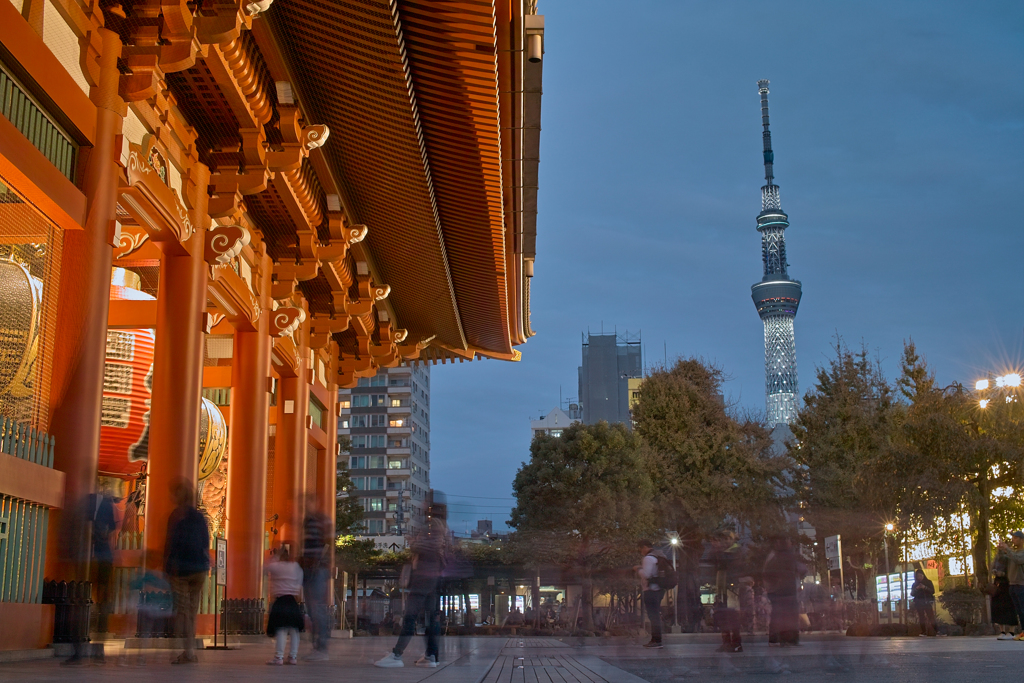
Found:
[338,363,431,545]
[578,332,642,425]
[0,0,545,650]
[530,406,580,439]
[750,80,802,426]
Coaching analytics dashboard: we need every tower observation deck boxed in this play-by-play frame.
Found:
[751,80,802,425]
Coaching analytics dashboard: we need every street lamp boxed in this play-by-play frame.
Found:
[883,523,894,625]
[668,533,680,631]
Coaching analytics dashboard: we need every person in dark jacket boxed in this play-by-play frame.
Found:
[164,479,210,664]
[763,536,806,646]
[375,511,448,668]
[911,569,936,636]
[301,495,331,660]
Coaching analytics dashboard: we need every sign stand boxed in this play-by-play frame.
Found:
[207,536,231,650]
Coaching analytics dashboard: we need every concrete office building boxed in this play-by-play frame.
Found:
[579,332,642,425]
[338,363,431,547]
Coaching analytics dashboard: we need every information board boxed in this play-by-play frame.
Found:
[216,537,227,586]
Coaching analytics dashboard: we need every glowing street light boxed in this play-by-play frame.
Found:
[998,373,1021,388]
[976,379,990,391]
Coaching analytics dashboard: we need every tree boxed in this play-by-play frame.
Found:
[880,342,1024,588]
[510,421,656,630]
[789,339,898,567]
[335,435,363,538]
[633,358,788,538]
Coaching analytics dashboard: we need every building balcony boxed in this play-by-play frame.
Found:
[386,468,411,478]
[387,426,410,435]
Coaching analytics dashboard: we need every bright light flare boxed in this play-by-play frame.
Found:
[999,373,1021,388]
[979,399,990,409]
[885,523,895,532]
[670,537,679,546]
[976,379,990,391]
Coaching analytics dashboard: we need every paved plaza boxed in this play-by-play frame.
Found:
[1,635,1021,682]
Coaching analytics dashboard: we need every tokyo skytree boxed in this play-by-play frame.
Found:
[751,80,802,425]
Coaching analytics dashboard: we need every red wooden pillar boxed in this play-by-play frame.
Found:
[225,249,272,598]
[143,165,210,565]
[271,317,310,549]
[46,27,121,579]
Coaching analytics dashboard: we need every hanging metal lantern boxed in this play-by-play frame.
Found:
[198,397,227,480]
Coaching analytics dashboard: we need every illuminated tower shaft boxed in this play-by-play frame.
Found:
[751,80,801,425]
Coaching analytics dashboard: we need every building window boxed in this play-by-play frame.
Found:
[368,498,385,512]
[350,415,367,428]
[370,414,387,427]
[309,392,326,429]
[352,477,365,490]
[341,419,349,429]
[370,374,388,387]
[367,476,385,490]
[351,395,370,408]
[389,419,404,427]
[350,456,365,469]
[390,398,402,407]
[367,455,386,469]
[357,378,370,387]
[369,435,386,448]
[363,519,385,534]
[550,429,563,437]
[370,394,387,407]
[388,459,406,469]
[339,399,351,409]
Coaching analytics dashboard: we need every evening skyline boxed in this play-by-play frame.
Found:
[431,0,1024,533]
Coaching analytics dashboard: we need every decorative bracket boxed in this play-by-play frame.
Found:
[205,224,251,265]
[270,307,306,338]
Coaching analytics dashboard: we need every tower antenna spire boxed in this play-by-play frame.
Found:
[750,79,802,426]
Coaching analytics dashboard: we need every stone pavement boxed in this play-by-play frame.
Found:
[1,634,1021,682]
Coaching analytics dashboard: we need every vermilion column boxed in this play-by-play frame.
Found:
[225,250,272,598]
[271,324,309,550]
[46,28,121,580]
[316,378,338,604]
[144,166,210,566]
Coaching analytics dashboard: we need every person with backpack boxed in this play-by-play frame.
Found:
[375,511,448,668]
[636,539,677,648]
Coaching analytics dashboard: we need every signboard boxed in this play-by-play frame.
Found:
[887,573,902,602]
[216,537,227,586]
[875,575,888,602]
[827,556,841,571]
[824,535,840,560]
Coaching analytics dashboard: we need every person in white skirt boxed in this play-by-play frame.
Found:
[265,546,304,665]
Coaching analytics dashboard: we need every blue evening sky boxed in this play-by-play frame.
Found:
[430,0,1024,534]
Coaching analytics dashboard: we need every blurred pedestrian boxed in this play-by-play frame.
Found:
[710,531,744,653]
[301,495,331,660]
[164,479,210,665]
[375,510,448,668]
[265,545,304,665]
[763,536,805,646]
[636,539,672,649]
[738,577,755,635]
[910,569,936,636]
[990,547,1017,639]
[996,531,1024,640]
[89,486,117,636]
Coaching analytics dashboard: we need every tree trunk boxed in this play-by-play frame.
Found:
[580,573,595,631]
[974,471,991,591]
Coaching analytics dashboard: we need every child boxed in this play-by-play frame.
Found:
[265,546,304,665]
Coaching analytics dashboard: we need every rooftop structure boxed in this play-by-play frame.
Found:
[531,407,580,439]
[751,81,802,426]
[578,331,642,425]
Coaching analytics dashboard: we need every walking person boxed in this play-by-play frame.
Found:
[301,495,331,660]
[910,569,936,636]
[997,530,1024,640]
[265,545,305,665]
[636,539,672,649]
[763,536,805,646]
[164,479,210,665]
[375,509,448,668]
[991,557,1018,639]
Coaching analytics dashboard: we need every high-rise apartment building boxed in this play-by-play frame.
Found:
[578,332,643,425]
[338,363,431,546]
